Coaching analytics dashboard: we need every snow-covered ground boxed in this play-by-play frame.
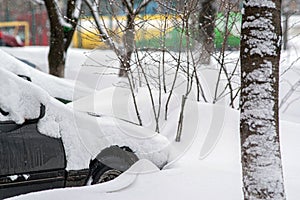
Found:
[1,38,300,199]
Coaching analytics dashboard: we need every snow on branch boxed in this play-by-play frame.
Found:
[51,0,73,29]
[245,0,276,8]
[134,0,152,15]
[31,0,44,5]
[121,0,134,14]
[73,0,83,19]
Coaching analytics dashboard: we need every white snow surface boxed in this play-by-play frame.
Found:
[1,43,300,199]
[6,101,300,200]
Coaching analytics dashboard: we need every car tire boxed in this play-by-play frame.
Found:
[87,146,138,185]
[92,166,122,184]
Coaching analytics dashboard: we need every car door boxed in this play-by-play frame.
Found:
[0,105,66,199]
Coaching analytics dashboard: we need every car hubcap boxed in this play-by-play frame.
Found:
[98,169,122,183]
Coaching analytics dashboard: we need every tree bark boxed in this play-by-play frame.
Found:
[64,0,82,53]
[240,0,286,199]
[44,0,65,77]
[44,0,81,77]
[197,0,216,64]
[119,13,135,77]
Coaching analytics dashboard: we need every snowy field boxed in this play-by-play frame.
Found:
[1,37,300,200]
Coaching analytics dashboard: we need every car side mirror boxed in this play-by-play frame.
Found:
[0,104,45,133]
[0,108,9,116]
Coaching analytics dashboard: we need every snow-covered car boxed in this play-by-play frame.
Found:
[0,49,92,103]
[0,68,170,199]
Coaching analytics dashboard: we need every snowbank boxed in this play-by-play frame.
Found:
[8,101,300,200]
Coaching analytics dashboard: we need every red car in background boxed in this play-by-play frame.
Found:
[0,31,24,47]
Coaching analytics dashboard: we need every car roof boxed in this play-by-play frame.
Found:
[0,49,93,101]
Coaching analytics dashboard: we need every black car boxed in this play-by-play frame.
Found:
[0,105,138,199]
[0,69,169,199]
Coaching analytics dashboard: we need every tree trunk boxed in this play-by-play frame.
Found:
[197,0,216,64]
[44,0,65,77]
[64,0,81,53]
[240,0,286,199]
[119,13,135,77]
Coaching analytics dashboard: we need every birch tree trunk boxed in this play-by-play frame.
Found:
[240,0,286,199]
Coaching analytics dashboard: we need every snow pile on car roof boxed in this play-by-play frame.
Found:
[0,68,170,170]
[0,49,92,101]
[0,68,50,123]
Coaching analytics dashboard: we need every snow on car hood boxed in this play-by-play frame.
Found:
[0,49,92,101]
[0,68,170,170]
[69,86,181,134]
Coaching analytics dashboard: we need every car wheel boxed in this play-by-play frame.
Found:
[87,146,138,185]
[93,166,122,184]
